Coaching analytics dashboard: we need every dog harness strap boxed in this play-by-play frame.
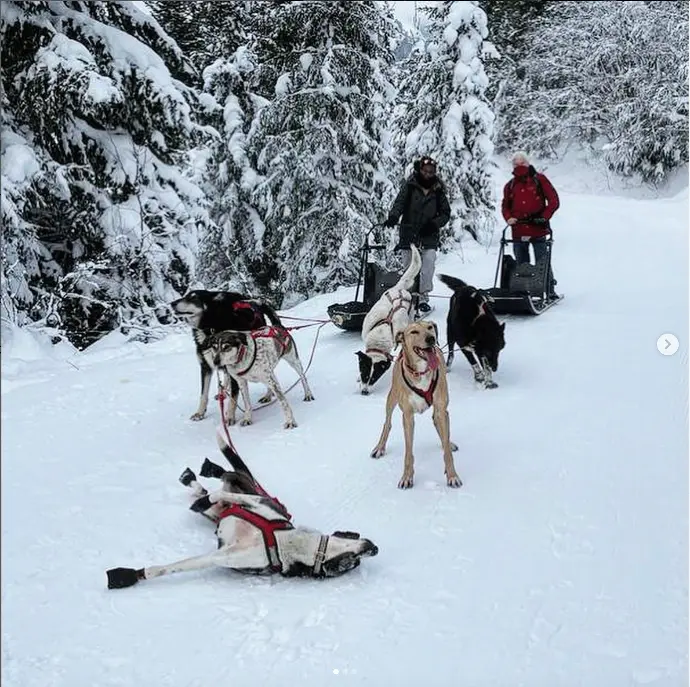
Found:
[232,301,265,329]
[312,535,329,576]
[401,367,439,407]
[370,294,413,333]
[234,342,258,377]
[251,483,292,520]
[470,302,487,327]
[365,347,393,361]
[250,326,291,354]
[218,504,293,572]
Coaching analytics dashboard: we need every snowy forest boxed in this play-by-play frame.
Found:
[1,0,688,348]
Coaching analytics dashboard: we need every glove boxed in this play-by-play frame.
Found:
[532,217,548,225]
[383,217,397,228]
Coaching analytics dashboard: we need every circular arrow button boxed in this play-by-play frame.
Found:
[657,334,679,356]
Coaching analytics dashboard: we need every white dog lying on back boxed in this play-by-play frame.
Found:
[105,432,378,587]
[356,243,422,394]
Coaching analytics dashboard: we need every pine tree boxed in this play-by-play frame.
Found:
[393,1,496,247]
[1,0,211,348]
[148,0,252,74]
[500,0,689,182]
[477,0,552,110]
[197,36,266,294]
[238,0,399,306]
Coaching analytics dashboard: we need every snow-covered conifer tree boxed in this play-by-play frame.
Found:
[149,0,252,74]
[393,1,496,247]
[499,0,688,182]
[242,0,399,306]
[1,1,211,347]
[477,0,551,117]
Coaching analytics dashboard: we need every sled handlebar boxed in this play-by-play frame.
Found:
[500,224,553,244]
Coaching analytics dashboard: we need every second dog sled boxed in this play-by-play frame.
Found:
[485,226,564,316]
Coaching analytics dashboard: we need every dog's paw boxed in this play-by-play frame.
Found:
[179,468,196,486]
[303,393,315,402]
[398,474,414,489]
[190,412,205,421]
[284,420,298,429]
[446,474,463,488]
[450,442,458,452]
[257,394,272,404]
[370,447,385,459]
[484,381,498,389]
[225,416,237,426]
[239,418,253,427]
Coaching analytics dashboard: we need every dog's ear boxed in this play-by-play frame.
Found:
[355,350,366,359]
[236,332,248,344]
[395,330,405,345]
[431,321,438,341]
[501,322,506,331]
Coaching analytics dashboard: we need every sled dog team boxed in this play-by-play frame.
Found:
[105,244,506,588]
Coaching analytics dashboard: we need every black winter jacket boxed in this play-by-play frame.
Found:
[386,175,451,250]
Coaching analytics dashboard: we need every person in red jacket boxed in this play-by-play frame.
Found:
[501,151,560,298]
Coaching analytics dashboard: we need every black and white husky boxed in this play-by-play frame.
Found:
[356,243,422,394]
[170,289,282,421]
[438,274,506,389]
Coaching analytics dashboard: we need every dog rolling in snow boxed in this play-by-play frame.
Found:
[209,326,314,429]
[438,274,505,389]
[356,243,422,395]
[105,432,378,588]
[170,289,283,421]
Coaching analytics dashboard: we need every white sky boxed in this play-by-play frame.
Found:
[390,1,436,29]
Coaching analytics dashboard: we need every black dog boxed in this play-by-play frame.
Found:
[170,289,283,420]
[437,274,506,389]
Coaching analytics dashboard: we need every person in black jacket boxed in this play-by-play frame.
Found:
[384,156,451,315]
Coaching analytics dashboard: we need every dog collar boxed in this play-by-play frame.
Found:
[401,349,436,377]
[234,342,257,377]
[312,535,330,577]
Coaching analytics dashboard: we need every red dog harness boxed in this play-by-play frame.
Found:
[369,293,412,333]
[231,301,265,329]
[400,352,440,407]
[366,293,413,361]
[234,326,292,376]
[217,502,294,572]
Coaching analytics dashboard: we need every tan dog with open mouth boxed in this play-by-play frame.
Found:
[370,320,462,489]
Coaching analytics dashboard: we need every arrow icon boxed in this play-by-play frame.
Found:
[657,334,679,356]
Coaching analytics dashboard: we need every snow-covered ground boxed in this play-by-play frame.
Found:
[2,164,688,687]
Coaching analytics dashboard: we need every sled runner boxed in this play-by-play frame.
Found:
[485,227,564,316]
[327,227,406,332]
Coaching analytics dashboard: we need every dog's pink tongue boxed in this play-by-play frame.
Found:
[427,348,439,370]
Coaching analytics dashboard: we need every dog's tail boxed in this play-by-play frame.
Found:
[397,243,422,292]
[216,429,256,483]
[215,428,292,520]
[437,273,469,292]
[258,301,283,327]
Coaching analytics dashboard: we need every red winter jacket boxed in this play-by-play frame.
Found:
[501,165,560,239]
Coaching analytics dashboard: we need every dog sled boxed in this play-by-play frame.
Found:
[485,227,564,316]
[327,227,405,332]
